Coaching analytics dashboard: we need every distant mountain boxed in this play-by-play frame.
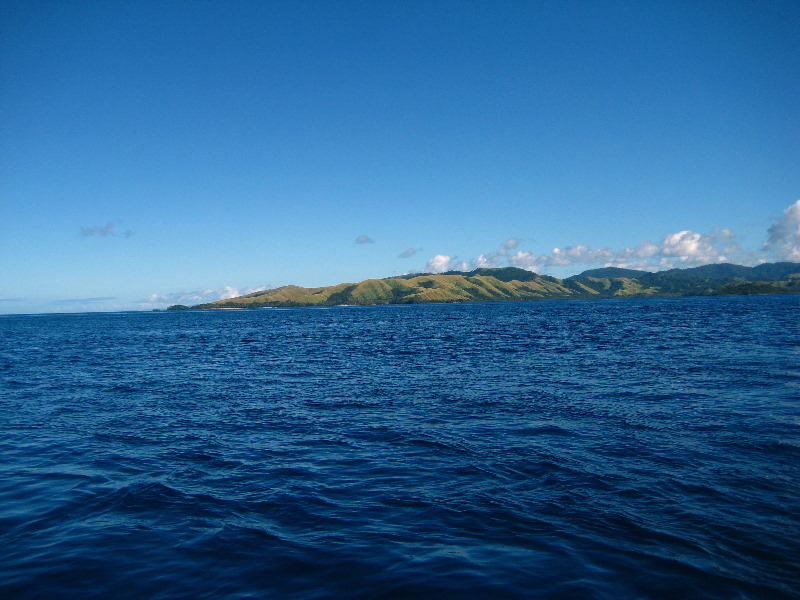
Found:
[168,262,800,310]
[566,267,649,280]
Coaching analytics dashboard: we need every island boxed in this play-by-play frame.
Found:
[167,262,800,310]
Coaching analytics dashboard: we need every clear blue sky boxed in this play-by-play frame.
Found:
[2,0,799,314]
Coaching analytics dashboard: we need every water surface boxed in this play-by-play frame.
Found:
[1,296,799,599]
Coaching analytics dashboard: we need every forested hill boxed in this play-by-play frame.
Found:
[168,262,800,309]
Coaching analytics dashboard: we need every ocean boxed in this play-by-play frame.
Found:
[1,295,799,599]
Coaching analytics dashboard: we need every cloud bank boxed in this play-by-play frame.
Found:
[146,285,271,306]
[423,200,799,275]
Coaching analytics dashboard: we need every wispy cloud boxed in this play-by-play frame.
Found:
[422,200,800,275]
[81,222,133,238]
[398,247,422,258]
[0,298,25,303]
[52,296,117,304]
[355,235,375,244]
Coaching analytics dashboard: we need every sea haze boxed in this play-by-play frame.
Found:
[1,296,799,599]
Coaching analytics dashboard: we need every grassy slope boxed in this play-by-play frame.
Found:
[195,273,579,308]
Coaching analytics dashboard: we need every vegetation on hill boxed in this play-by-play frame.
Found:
[167,262,800,310]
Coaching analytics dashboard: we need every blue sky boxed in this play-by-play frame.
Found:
[1,0,799,314]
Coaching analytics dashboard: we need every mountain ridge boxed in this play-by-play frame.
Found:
[167,262,800,310]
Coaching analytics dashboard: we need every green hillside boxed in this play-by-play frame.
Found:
[169,262,800,310]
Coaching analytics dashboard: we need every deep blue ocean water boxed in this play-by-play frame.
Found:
[1,295,799,599]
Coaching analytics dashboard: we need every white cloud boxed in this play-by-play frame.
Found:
[659,230,726,264]
[423,250,502,273]
[553,246,616,266]
[424,255,453,273]
[507,250,542,270]
[632,241,659,258]
[508,245,616,269]
[355,235,375,244]
[764,199,800,261]
[475,253,502,268]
